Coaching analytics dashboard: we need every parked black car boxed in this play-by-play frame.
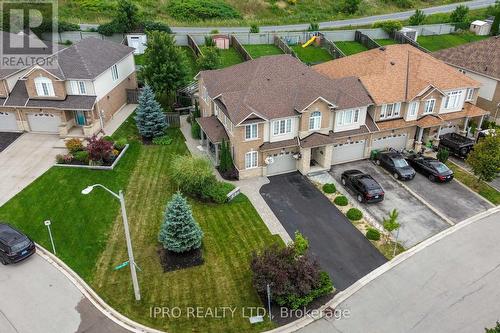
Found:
[341,170,385,203]
[375,150,416,180]
[0,223,35,265]
[405,154,454,183]
[438,132,475,158]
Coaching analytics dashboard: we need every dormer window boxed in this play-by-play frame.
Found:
[443,90,463,109]
[34,76,55,97]
[71,81,86,95]
[380,103,401,120]
[309,111,321,130]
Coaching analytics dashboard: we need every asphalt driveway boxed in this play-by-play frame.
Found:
[330,160,450,248]
[405,172,493,223]
[260,172,386,291]
[0,132,22,152]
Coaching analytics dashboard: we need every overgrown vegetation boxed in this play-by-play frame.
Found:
[465,133,500,182]
[372,20,403,34]
[167,0,241,21]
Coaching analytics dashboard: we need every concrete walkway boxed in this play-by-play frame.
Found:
[103,104,137,136]
[179,115,292,243]
[0,133,62,207]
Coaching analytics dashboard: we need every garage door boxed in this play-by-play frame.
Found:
[332,140,366,164]
[0,111,18,131]
[266,152,297,176]
[372,133,407,151]
[28,113,61,133]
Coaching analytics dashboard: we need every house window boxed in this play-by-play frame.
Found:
[34,76,55,97]
[245,151,258,169]
[309,111,321,130]
[71,81,86,95]
[273,118,292,135]
[408,101,419,117]
[111,64,119,81]
[424,99,435,114]
[245,124,258,140]
[214,104,220,116]
[466,88,474,101]
[444,90,463,109]
[380,103,401,119]
[337,109,361,125]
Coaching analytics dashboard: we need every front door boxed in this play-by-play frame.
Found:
[75,111,86,126]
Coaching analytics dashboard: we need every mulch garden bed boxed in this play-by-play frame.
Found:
[158,247,204,272]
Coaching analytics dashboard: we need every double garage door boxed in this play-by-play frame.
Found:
[332,140,366,164]
[0,111,18,131]
[372,133,407,151]
[266,151,297,176]
[28,113,61,133]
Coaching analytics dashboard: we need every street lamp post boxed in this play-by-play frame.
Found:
[81,184,141,301]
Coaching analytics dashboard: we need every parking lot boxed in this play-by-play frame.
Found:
[330,160,450,248]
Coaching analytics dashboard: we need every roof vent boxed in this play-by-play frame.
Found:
[390,61,395,65]
[379,47,386,51]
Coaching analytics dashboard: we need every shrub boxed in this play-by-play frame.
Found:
[152,135,173,145]
[334,195,348,206]
[346,208,363,221]
[170,155,216,197]
[97,21,120,36]
[191,120,201,139]
[393,0,413,9]
[437,147,449,163]
[65,138,83,153]
[204,36,216,47]
[366,228,381,241]
[308,22,319,31]
[251,244,333,310]
[250,24,260,33]
[197,46,221,70]
[451,5,469,27]
[322,183,336,193]
[342,0,362,14]
[142,21,172,33]
[56,154,73,164]
[74,150,89,164]
[219,139,234,173]
[372,20,403,34]
[200,181,235,203]
[294,231,309,257]
[114,138,127,150]
[409,9,426,26]
[86,134,114,163]
[167,0,241,21]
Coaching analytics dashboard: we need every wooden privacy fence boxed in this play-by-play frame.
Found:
[273,35,297,58]
[230,35,253,61]
[318,33,345,59]
[393,31,430,53]
[355,31,381,50]
[166,112,181,128]
[187,34,203,58]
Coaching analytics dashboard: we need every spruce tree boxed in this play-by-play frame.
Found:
[158,192,203,253]
[135,85,167,139]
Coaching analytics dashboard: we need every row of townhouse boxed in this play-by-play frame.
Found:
[0,33,138,137]
[196,44,489,179]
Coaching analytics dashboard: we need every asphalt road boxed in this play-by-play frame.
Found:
[0,253,129,333]
[80,0,496,33]
[298,209,500,333]
[260,172,387,291]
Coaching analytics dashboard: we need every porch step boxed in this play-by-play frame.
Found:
[307,170,329,177]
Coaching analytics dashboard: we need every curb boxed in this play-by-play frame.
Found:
[35,244,165,333]
[264,205,500,333]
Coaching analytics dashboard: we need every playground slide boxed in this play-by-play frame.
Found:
[302,36,317,48]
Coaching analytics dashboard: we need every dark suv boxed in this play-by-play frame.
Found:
[375,151,416,180]
[0,223,35,265]
[341,170,385,203]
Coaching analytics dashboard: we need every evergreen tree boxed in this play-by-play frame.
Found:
[158,192,203,253]
[219,139,229,172]
[191,100,201,139]
[115,0,139,33]
[135,85,167,139]
[409,9,426,26]
[141,31,188,104]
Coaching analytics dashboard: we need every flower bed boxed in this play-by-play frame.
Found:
[55,136,129,170]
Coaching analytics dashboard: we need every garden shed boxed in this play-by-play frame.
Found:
[469,20,491,36]
[212,35,230,49]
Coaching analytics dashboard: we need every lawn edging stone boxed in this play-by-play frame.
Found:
[54,144,129,171]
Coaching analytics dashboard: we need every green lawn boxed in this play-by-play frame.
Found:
[243,44,283,59]
[134,54,145,66]
[334,41,369,56]
[219,47,244,68]
[291,45,333,64]
[180,46,200,80]
[417,33,490,52]
[375,39,397,46]
[0,116,280,332]
[447,162,500,205]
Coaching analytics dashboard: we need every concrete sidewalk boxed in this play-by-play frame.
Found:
[179,115,292,243]
[0,133,61,207]
[103,104,137,136]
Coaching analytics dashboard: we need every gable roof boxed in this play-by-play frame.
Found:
[313,44,479,105]
[433,36,500,80]
[199,55,372,125]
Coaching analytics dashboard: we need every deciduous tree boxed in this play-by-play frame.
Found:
[466,132,500,182]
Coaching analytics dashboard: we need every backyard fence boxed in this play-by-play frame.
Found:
[319,33,345,59]
[393,31,430,53]
[230,35,253,61]
[166,112,181,128]
[274,35,297,58]
[187,34,203,58]
[355,31,381,50]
